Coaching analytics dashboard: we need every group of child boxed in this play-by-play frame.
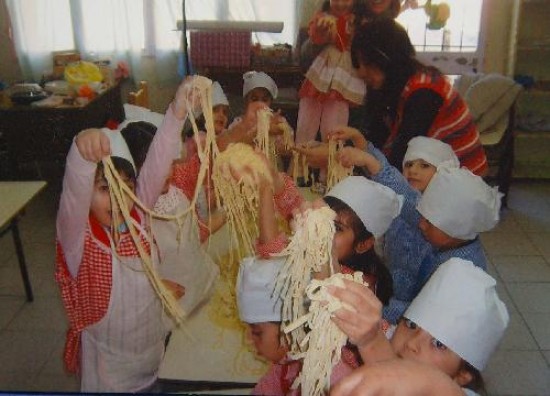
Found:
[55,1,509,394]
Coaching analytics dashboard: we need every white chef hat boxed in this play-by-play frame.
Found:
[404,257,509,370]
[402,136,460,169]
[237,256,284,323]
[100,127,136,172]
[325,176,403,239]
[417,167,501,240]
[211,81,229,107]
[243,71,278,99]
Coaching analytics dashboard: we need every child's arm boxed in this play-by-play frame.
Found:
[308,11,335,45]
[329,126,367,150]
[56,129,110,277]
[137,78,197,208]
[256,158,291,258]
[329,279,396,365]
[331,359,467,396]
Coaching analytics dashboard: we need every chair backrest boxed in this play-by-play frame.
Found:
[128,81,149,109]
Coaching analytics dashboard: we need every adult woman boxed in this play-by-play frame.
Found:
[351,18,487,175]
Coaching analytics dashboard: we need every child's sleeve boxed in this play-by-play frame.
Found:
[273,173,304,220]
[366,143,422,226]
[137,105,185,208]
[56,141,96,277]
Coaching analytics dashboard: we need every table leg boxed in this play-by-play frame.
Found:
[10,218,33,302]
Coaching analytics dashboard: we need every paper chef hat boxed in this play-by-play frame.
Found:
[100,128,136,172]
[237,256,284,323]
[402,136,460,169]
[243,71,278,99]
[211,81,229,107]
[417,167,502,240]
[404,257,509,370]
[325,176,403,238]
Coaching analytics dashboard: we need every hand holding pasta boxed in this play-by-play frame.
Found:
[288,272,367,396]
[172,75,207,119]
[328,126,367,150]
[75,128,111,163]
[328,279,383,349]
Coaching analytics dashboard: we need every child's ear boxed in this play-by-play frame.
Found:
[453,367,473,387]
[355,236,375,254]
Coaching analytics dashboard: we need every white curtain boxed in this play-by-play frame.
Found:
[6,0,301,83]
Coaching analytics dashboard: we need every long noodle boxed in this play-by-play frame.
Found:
[287,272,366,396]
[211,143,273,259]
[273,206,337,352]
[326,139,353,191]
[100,76,221,325]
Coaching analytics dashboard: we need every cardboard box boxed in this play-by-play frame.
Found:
[190,31,251,68]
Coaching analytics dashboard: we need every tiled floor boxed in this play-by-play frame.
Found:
[1,180,550,395]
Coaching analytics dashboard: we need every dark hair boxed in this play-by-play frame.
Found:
[363,0,401,20]
[95,156,136,183]
[120,121,157,172]
[461,360,487,395]
[351,18,440,141]
[323,195,393,305]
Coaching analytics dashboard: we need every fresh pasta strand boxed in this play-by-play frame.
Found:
[326,139,353,191]
[288,272,366,396]
[103,158,187,325]
[211,143,272,259]
[273,206,337,352]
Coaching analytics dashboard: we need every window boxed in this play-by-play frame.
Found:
[6,0,298,82]
[396,0,485,74]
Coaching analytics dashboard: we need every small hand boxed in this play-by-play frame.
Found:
[162,279,186,300]
[75,128,110,163]
[337,146,370,168]
[328,279,382,348]
[328,126,367,149]
[292,141,329,168]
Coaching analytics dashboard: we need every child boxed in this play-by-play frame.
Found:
[295,0,366,149]
[237,162,401,394]
[120,124,223,321]
[184,81,230,160]
[332,127,501,320]
[226,71,294,165]
[55,77,199,392]
[330,257,509,396]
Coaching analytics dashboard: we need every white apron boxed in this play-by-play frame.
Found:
[80,223,167,393]
[152,185,219,328]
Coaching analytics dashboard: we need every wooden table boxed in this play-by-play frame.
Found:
[0,84,125,180]
[0,181,47,301]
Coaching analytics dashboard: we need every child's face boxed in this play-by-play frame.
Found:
[366,0,392,15]
[245,88,273,108]
[333,211,358,262]
[247,322,288,363]
[213,104,230,135]
[330,0,354,16]
[91,172,135,227]
[402,159,437,192]
[418,216,465,250]
[355,62,385,90]
[391,318,472,386]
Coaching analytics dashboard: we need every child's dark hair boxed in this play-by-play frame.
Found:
[323,196,393,305]
[95,156,136,183]
[462,360,487,395]
[120,121,157,172]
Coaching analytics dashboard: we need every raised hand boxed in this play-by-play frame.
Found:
[75,128,110,163]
